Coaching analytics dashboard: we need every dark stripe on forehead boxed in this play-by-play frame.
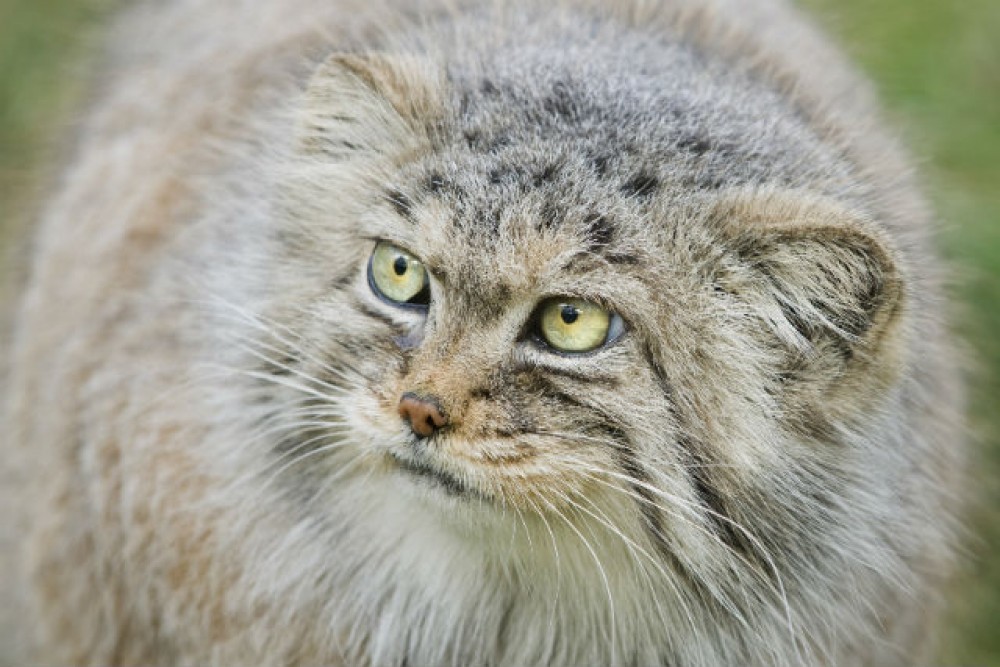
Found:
[604,252,640,265]
[543,79,578,121]
[584,213,615,250]
[675,134,712,156]
[589,153,612,177]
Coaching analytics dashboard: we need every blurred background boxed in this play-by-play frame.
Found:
[0,0,997,663]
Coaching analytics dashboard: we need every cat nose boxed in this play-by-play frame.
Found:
[397,392,448,438]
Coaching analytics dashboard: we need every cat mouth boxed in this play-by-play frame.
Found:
[387,451,478,498]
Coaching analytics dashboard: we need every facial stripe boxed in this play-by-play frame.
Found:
[352,296,404,330]
[385,189,415,222]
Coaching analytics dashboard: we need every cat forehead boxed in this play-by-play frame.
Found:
[435,52,843,192]
[378,184,621,314]
[377,55,848,260]
[383,148,665,288]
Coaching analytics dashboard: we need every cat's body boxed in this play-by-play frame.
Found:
[2,0,964,665]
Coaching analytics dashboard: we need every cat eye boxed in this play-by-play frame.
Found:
[535,298,622,353]
[368,241,430,308]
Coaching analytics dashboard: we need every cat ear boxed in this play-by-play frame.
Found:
[297,52,444,160]
[713,189,904,365]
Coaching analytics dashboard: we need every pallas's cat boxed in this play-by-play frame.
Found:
[3,0,964,665]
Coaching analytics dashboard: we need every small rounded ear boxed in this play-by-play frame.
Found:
[712,189,904,365]
[297,52,444,160]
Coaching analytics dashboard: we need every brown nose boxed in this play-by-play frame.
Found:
[397,392,448,438]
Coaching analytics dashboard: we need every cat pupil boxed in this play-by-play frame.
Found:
[560,305,579,325]
[393,256,408,276]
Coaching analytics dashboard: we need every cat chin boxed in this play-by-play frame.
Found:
[303,472,704,667]
[377,460,521,537]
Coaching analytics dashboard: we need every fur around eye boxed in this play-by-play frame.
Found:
[368,241,431,308]
[534,298,623,353]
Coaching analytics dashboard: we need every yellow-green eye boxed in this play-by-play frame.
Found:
[537,298,619,353]
[368,242,430,307]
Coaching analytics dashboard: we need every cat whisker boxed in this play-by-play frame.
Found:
[531,431,784,580]
[534,493,618,666]
[526,496,563,643]
[197,293,363,385]
[229,331,361,389]
[236,339,349,391]
[223,422,355,491]
[311,448,379,500]
[573,491,701,640]
[562,465,750,633]
[552,451,799,653]
[261,434,358,489]
[532,428,742,471]
[219,366,343,404]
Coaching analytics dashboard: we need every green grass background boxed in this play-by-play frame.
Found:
[1,0,997,663]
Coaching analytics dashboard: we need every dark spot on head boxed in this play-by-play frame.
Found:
[621,172,660,199]
[487,133,512,152]
[426,173,446,193]
[481,78,499,95]
[491,281,512,306]
[590,153,612,177]
[488,165,517,185]
[533,163,560,187]
[485,208,502,234]
[544,80,577,120]
[684,173,724,190]
[538,200,563,230]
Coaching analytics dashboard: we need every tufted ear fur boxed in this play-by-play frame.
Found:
[713,189,905,373]
[297,52,444,160]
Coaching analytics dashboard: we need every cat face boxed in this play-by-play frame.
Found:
[247,48,904,611]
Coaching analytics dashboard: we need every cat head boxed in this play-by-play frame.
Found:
[239,46,908,627]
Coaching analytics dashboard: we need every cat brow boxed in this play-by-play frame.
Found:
[555,249,615,275]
